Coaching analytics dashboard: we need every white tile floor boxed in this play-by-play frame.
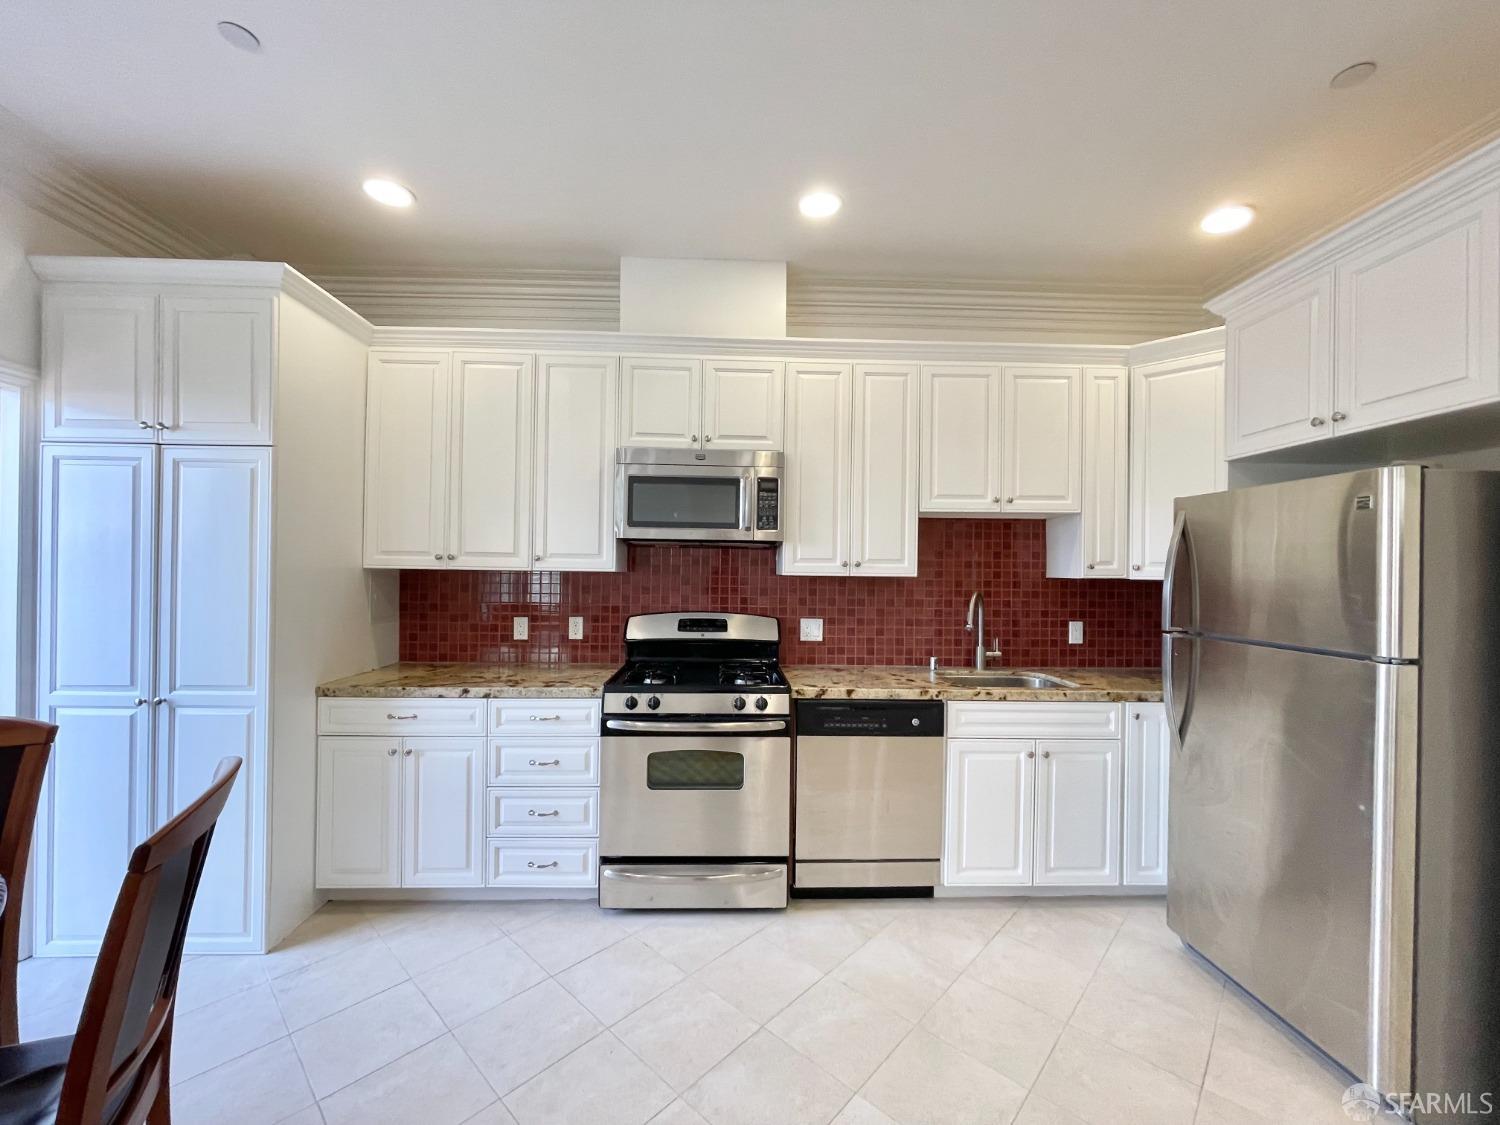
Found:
[18,896,1387,1125]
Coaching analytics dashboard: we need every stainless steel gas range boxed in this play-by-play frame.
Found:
[598,612,790,909]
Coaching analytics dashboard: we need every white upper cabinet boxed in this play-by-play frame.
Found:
[1001,366,1081,513]
[1334,191,1500,434]
[41,291,158,440]
[1224,273,1334,458]
[703,358,783,449]
[363,350,451,567]
[449,352,533,569]
[780,362,852,575]
[532,353,620,571]
[1045,367,1129,579]
[619,356,703,448]
[1033,738,1121,886]
[850,363,919,576]
[158,296,274,444]
[919,364,1002,513]
[1124,703,1170,886]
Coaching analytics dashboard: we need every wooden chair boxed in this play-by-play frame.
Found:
[0,718,59,1047]
[0,756,241,1124]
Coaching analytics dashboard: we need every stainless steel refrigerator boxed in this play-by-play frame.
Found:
[1164,465,1499,1112]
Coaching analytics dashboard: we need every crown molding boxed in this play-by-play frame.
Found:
[0,107,226,260]
[1124,326,1226,368]
[308,267,620,330]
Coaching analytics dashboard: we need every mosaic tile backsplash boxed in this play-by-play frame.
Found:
[399,519,1163,668]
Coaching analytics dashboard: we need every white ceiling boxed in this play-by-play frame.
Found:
[2,1,1499,294]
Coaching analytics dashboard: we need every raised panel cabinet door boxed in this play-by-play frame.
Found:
[1334,191,1500,434]
[532,354,620,571]
[942,739,1034,886]
[34,444,156,955]
[402,738,484,887]
[919,365,1002,512]
[1080,367,1130,576]
[703,358,784,449]
[1129,356,1226,579]
[1002,366,1082,513]
[155,447,270,951]
[316,737,401,888]
[850,363,918,576]
[1124,703,1170,886]
[363,350,451,567]
[778,362,852,576]
[1033,739,1121,886]
[619,356,702,448]
[1224,273,1334,457]
[41,290,157,440]
[450,351,533,568]
[158,295,274,444]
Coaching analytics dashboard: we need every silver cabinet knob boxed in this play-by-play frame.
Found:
[690,434,698,443]
[387,747,398,756]
[154,421,169,430]
[1132,564,1142,571]
[446,553,456,560]
[853,560,862,568]
[403,748,413,757]
[152,697,165,705]
[1331,411,1347,422]
[1134,712,1142,720]
[434,553,442,560]
[137,421,152,429]
[1042,750,1051,759]
[1310,416,1326,427]
[1026,750,1036,759]
[841,560,849,568]
[133,697,147,706]
[1086,564,1095,570]
[1006,497,1014,504]
[534,555,542,562]
[992,496,1000,503]
[703,436,712,443]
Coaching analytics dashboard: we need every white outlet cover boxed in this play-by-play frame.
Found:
[800,618,824,642]
[1068,620,1084,645]
[513,616,529,640]
[568,616,584,640]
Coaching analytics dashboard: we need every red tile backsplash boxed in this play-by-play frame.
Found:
[399,519,1163,668]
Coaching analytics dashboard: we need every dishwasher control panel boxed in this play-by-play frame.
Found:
[795,700,944,737]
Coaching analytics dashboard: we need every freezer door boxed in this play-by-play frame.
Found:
[1167,636,1385,1078]
[1174,466,1420,659]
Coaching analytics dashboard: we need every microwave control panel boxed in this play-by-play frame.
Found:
[756,478,780,531]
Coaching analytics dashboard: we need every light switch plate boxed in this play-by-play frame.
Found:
[513,616,529,641]
[800,618,824,642]
[568,616,584,640]
[1068,620,1084,645]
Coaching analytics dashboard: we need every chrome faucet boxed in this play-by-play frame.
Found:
[965,592,1004,670]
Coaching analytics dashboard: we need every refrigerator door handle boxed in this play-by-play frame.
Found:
[1162,509,1190,632]
[1162,634,1197,748]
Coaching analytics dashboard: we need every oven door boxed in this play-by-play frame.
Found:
[614,463,753,542]
[600,734,790,857]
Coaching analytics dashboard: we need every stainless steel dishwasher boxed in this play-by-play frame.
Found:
[793,700,944,891]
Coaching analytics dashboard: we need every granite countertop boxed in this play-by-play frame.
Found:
[784,665,1163,702]
[316,662,616,699]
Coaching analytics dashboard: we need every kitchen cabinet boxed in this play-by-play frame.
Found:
[619,356,784,450]
[402,738,485,887]
[1045,366,1129,578]
[943,739,1034,886]
[532,353,621,571]
[363,349,450,567]
[703,358,783,449]
[315,737,402,888]
[1001,366,1081,513]
[1123,702,1170,886]
[919,364,1002,513]
[1033,739,1121,886]
[449,352,534,568]
[1223,274,1334,458]
[158,296,274,444]
[780,362,918,577]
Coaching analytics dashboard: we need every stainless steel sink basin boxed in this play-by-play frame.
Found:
[937,671,1079,689]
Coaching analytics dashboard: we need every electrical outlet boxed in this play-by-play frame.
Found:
[568,616,584,640]
[1068,620,1084,645]
[513,616,529,641]
[799,618,824,642]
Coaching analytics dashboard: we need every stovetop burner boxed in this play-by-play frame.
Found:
[603,612,790,719]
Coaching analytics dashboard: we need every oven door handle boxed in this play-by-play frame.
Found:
[604,719,788,733]
[601,864,785,885]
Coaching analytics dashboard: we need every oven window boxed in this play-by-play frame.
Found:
[627,477,741,530]
[646,749,745,790]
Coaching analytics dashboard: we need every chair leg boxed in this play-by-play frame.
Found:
[0,907,19,1047]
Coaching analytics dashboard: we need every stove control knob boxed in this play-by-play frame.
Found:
[754,696,769,711]
[624,696,639,710]
[647,695,662,711]
[732,696,747,711]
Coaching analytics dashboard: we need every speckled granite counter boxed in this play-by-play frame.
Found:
[785,665,1162,702]
[316,662,615,699]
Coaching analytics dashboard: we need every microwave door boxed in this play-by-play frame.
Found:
[617,465,752,542]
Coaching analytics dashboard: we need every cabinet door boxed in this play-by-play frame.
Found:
[158,296,274,445]
[1124,703,1170,886]
[363,350,451,567]
[402,738,484,887]
[919,365,1002,512]
[316,737,401,888]
[155,447,270,950]
[34,445,156,955]
[532,354,620,571]
[1034,739,1121,886]
[41,291,157,440]
[703,358,784,449]
[1002,366,1081,513]
[1129,356,1226,579]
[450,352,532,568]
[942,739,1034,886]
[619,356,702,448]
[850,363,918,577]
[1224,274,1334,457]
[779,362,852,576]
[1334,191,1500,434]
[1080,367,1130,577]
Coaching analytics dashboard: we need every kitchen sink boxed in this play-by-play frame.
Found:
[937,671,1079,689]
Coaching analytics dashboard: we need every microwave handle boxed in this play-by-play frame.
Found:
[740,474,752,531]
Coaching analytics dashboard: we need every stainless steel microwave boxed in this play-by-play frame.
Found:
[614,448,783,544]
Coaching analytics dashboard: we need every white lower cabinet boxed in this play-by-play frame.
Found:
[403,739,485,887]
[943,739,1034,886]
[488,838,599,888]
[1123,702,1171,886]
[1033,739,1121,886]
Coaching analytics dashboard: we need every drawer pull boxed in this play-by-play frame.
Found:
[528,715,563,722]
[528,809,560,817]
[387,712,419,720]
[527,860,560,870]
[528,759,562,767]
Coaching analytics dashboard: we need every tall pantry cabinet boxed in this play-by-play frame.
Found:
[30,258,386,956]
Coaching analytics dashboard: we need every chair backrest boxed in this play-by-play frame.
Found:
[56,757,241,1124]
[0,718,58,1046]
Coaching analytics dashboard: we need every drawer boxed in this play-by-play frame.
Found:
[490,699,600,736]
[318,697,487,736]
[487,837,598,888]
[489,738,600,787]
[946,701,1122,740]
[487,787,599,837]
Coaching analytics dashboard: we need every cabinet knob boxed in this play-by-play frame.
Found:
[154,421,169,430]
[434,554,442,560]
[1310,416,1326,427]
[1043,750,1051,758]
[1134,712,1142,720]
[853,560,862,568]
[387,747,398,756]
[133,697,147,706]
[534,555,542,562]
[1132,564,1142,571]
[691,434,698,443]
[152,697,165,706]
[403,748,413,757]
[1006,497,1014,504]
[1331,411,1347,422]
[992,496,1000,503]
[1026,750,1036,759]
[840,561,849,568]
[704,436,712,443]
[1086,564,1095,570]
[137,421,152,429]
[446,553,456,560]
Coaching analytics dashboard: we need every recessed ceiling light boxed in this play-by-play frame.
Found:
[362,179,416,208]
[1330,61,1378,90]
[1200,204,1256,235]
[798,191,842,219]
[216,21,261,52]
